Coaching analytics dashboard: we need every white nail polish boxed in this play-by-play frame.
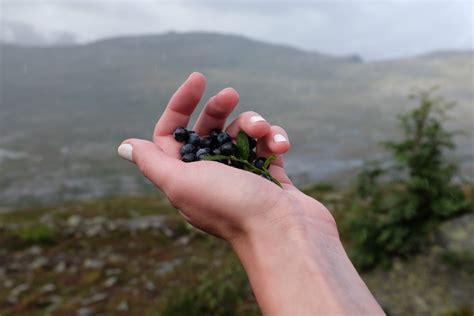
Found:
[118,144,133,162]
[250,115,266,123]
[273,134,287,143]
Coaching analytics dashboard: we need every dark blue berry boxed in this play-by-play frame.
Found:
[216,132,231,145]
[212,148,221,155]
[209,128,221,137]
[247,150,256,163]
[200,137,212,148]
[180,144,196,156]
[248,136,257,150]
[173,127,189,142]
[187,133,201,146]
[254,157,266,169]
[182,153,196,162]
[220,142,237,156]
[196,148,211,160]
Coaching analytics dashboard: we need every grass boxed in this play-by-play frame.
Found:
[0,189,472,315]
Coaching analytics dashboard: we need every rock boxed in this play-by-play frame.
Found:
[8,283,29,304]
[155,259,182,276]
[77,307,93,316]
[107,222,118,231]
[55,261,67,273]
[68,215,82,227]
[106,254,124,264]
[127,215,166,231]
[117,300,129,312]
[40,283,56,293]
[3,279,14,289]
[177,235,191,246]
[145,281,155,292]
[105,268,122,276]
[83,258,105,269]
[29,256,48,270]
[81,292,107,306]
[162,227,174,238]
[85,225,103,237]
[104,277,118,288]
[27,245,43,255]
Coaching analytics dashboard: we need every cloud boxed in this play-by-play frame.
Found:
[0,20,77,45]
[1,0,472,60]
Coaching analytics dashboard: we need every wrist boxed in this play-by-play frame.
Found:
[229,201,384,316]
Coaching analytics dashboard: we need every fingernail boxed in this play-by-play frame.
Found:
[250,115,266,123]
[273,134,287,143]
[118,144,133,162]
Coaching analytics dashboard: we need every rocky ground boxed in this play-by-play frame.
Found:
[0,189,473,315]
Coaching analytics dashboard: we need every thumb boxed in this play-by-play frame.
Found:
[117,138,184,193]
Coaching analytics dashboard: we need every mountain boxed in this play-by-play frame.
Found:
[0,32,473,208]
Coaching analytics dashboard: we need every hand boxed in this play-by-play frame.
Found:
[118,72,337,241]
[118,72,383,315]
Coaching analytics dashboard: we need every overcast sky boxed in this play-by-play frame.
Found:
[1,0,473,60]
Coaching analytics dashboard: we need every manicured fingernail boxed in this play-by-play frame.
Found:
[250,115,266,123]
[118,144,133,162]
[273,134,287,143]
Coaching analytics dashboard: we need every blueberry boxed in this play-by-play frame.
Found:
[216,132,231,145]
[196,147,211,160]
[248,136,257,150]
[254,157,266,169]
[182,153,196,162]
[187,133,201,146]
[180,143,196,156]
[173,127,189,142]
[247,150,256,163]
[209,128,221,138]
[200,136,212,148]
[212,148,221,155]
[220,142,237,156]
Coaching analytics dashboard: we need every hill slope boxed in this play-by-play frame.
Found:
[0,32,473,207]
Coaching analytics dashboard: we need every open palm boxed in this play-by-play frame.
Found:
[119,72,335,240]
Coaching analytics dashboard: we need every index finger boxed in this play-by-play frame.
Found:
[153,72,206,139]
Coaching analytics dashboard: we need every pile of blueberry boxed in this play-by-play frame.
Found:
[173,127,281,186]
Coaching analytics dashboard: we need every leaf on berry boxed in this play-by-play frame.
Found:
[236,131,250,160]
[263,155,277,170]
[201,155,229,161]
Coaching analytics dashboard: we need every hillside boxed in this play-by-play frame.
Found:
[0,32,473,207]
[0,189,472,315]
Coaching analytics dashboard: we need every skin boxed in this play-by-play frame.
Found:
[120,72,384,316]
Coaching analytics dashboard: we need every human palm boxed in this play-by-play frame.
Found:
[119,72,336,240]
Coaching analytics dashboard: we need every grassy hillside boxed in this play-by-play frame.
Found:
[0,32,472,207]
[0,188,472,315]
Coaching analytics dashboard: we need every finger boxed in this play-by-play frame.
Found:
[193,88,240,135]
[269,164,294,186]
[154,72,206,139]
[118,139,185,194]
[258,125,290,156]
[254,125,293,186]
[225,111,271,139]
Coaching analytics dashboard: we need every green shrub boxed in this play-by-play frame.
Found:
[15,224,57,245]
[161,263,259,316]
[341,89,470,270]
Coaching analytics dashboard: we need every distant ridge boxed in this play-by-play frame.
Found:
[0,31,472,207]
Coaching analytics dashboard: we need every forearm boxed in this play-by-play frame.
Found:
[230,205,384,316]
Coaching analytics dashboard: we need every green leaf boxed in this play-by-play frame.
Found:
[235,131,249,160]
[201,155,229,161]
[263,155,277,170]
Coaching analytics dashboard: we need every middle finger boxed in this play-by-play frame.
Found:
[193,87,240,135]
